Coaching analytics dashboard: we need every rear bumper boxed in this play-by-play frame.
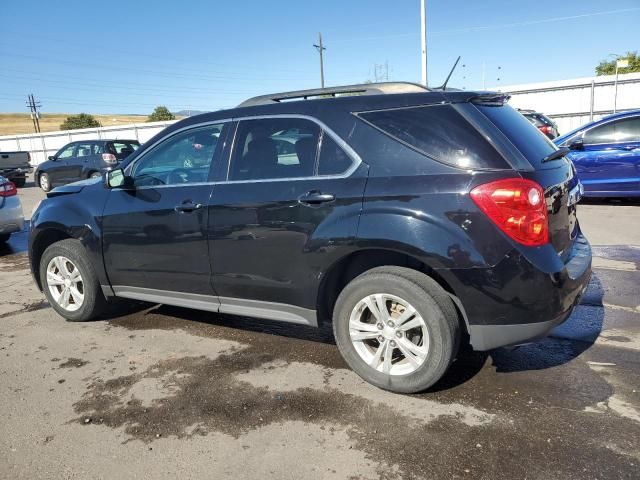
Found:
[0,166,33,177]
[443,233,592,351]
[0,197,25,234]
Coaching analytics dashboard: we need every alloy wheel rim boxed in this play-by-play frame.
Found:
[349,293,429,376]
[40,175,48,190]
[46,256,84,312]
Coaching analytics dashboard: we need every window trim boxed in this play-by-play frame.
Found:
[122,114,362,189]
[224,114,362,184]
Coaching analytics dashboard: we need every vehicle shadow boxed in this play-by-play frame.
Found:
[0,220,29,257]
[487,272,605,374]
[106,273,605,393]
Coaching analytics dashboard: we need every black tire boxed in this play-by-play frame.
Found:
[0,233,10,243]
[333,266,460,393]
[13,177,26,188]
[39,173,51,192]
[39,239,106,321]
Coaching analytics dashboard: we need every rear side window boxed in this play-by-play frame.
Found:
[358,104,505,169]
[318,134,352,176]
[477,104,556,168]
[229,118,321,180]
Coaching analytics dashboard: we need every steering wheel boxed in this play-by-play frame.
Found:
[167,168,191,184]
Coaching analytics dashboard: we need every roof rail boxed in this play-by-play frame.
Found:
[238,82,430,107]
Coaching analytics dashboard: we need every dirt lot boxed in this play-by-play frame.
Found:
[0,113,184,136]
[1,180,639,479]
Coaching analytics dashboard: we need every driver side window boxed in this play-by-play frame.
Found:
[131,123,224,186]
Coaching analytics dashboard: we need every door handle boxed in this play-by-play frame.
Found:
[175,201,204,213]
[298,190,335,205]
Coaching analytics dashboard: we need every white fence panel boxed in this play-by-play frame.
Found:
[0,120,177,165]
[495,71,640,135]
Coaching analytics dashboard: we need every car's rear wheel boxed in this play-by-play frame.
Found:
[40,239,106,321]
[39,173,51,192]
[333,266,459,393]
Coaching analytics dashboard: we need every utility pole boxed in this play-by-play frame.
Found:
[420,0,427,86]
[313,32,326,88]
[26,94,42,133]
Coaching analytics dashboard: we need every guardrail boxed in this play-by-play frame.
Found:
[0,120,177,165]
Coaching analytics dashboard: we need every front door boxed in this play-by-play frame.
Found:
[49,143,77,186]
[571,115,640,195]
[101,122,227,297]
[209,117,367,319]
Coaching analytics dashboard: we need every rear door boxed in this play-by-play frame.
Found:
[573,116,640,195]
[208,116,367,318]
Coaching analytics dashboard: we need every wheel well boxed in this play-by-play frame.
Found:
[317,249,464,329]
[31,229,72,290]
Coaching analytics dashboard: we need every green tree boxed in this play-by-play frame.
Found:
[147,106,175,122]
[59,113,102,130]
[596,51,640,75]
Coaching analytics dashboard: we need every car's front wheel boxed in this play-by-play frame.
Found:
[40,239,106,321]
[333,266,460,393]
[39,173,51,192]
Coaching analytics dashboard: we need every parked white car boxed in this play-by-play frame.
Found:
[0,175,24,243]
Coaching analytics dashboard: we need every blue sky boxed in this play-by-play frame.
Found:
[1,0,639,114]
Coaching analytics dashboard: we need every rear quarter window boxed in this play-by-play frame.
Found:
[357,104,507,169]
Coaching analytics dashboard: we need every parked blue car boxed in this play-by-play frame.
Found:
[554,110,640,197]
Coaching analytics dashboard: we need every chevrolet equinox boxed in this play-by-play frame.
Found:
[29,82,592,393]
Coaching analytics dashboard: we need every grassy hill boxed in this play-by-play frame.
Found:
[0,113,182,136]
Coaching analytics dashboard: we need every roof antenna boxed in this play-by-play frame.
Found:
[436,56,461,91]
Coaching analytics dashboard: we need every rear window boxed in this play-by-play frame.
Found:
[358,104,506,169]
[477,104,556,168]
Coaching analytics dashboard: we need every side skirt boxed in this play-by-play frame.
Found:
[108,285,318,327]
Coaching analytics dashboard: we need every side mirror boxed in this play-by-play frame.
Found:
[105,168,130,189]
[48,156,56,161]
[568,138,584,151]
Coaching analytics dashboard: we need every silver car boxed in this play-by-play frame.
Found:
[0,175,25,243]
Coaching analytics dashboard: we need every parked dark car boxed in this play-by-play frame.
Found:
[35,139,140,192]
[518,109,559,139]
[29,82,591,393]
[555,110,640,197]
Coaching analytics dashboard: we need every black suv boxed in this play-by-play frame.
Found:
[29,83,591,393]
[35,139,140,192]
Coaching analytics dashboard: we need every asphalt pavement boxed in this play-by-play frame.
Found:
[1,178,638,479]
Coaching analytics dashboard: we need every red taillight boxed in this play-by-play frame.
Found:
[0,181,17,197]
[102,153,117,164]
[470,178,549,247]
[538,125,552,136]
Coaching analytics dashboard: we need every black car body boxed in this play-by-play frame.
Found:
[35,139,140,191]
[29,83,592,393]
[519,109,560,139]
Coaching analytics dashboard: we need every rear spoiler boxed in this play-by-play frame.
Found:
[468,93,510,106]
